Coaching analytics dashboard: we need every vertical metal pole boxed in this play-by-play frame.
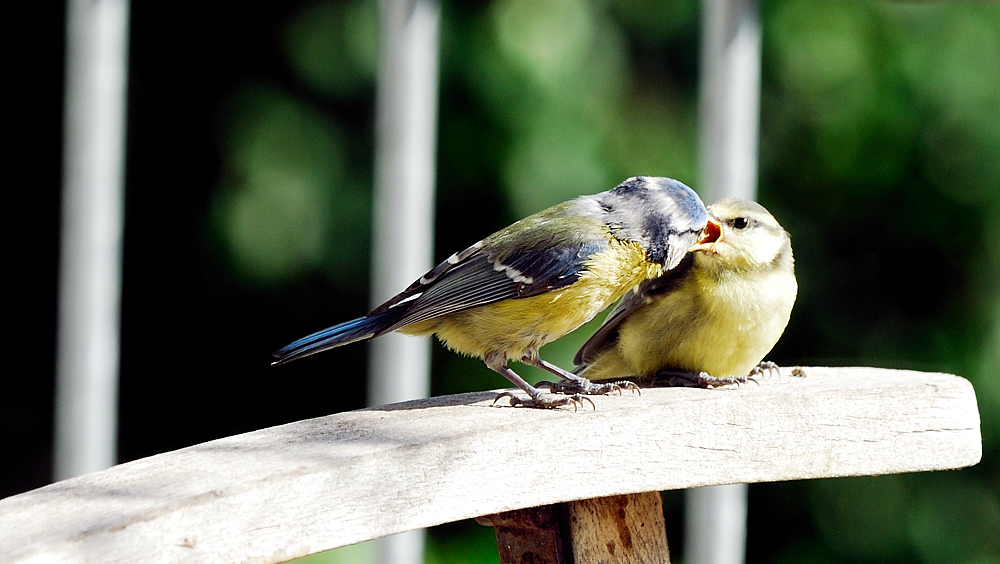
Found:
[689,0,761,563]
[55,0,130,481]
[686,484,749,564]
[698,0,761,204]
[370,0,440,562]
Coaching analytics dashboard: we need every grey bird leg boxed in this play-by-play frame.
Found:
[486,354,594,410]
[528,357,640,397]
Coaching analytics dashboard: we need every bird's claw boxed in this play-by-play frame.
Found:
[492,391,595,411]
[537,379,640,397]
[651,370,757,388]
[600,380,641,396]
[749,361,780,379]
[697,373,757,388]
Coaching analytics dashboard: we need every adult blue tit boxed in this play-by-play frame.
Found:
[272,176,711,409]
[573,198,797,386]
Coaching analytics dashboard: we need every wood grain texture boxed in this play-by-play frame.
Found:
[565,493,669,564]
[478,492,668,564]
[0,368,981,563]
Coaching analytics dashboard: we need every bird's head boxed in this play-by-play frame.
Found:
[688,198,792,273]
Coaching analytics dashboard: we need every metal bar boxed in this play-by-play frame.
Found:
[698,0,762,203]
[685,485,749,564]
[54,0,131,481]
[369,0,441,562]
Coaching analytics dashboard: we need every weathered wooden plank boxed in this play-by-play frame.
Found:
[0,368,981,563]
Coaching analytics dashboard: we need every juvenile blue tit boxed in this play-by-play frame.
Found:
[272,176,710,409]
[573,198,797,386]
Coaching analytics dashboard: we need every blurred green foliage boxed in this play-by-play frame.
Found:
[207,0,999,562]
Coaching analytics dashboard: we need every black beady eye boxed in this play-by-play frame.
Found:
[731,217,750,229]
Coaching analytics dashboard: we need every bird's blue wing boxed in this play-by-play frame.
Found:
[369,232,610,333]
[369,177,710,338]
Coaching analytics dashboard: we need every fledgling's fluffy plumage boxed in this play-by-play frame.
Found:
[574,198,797,384]
[272,176,710,408]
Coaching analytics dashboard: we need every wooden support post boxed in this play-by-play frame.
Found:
[479,492,669,564]
[567,493,670,564]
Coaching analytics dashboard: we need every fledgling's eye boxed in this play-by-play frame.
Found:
[730,217,751,229]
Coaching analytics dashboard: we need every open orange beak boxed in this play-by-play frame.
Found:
[689,219,722,253]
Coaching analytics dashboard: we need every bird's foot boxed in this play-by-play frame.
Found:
[650,370,756,388]
[699,373,757,388]
[537,378,640,397]
[492,391,595,411]
[749,361,780,379]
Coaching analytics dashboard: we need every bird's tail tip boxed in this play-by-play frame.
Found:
[271,316,382,366]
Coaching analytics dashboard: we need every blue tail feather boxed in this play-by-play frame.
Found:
[272,313,395,366]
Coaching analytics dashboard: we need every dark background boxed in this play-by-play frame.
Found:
[10,1,999,562]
